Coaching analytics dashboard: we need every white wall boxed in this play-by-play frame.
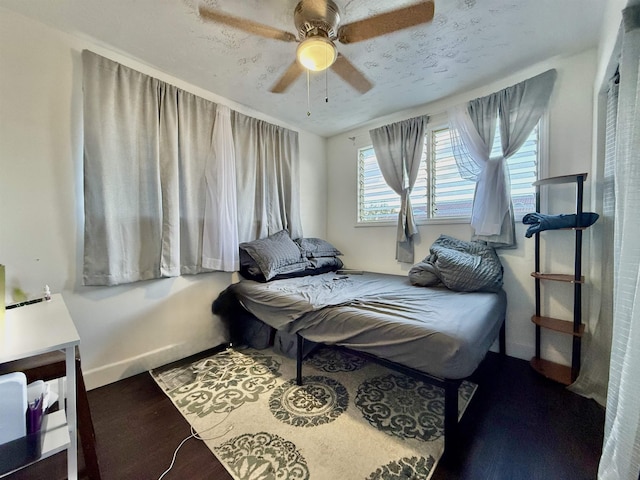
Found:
[0,8,327,389]
[0,5,603,387]
[326,50,597,365]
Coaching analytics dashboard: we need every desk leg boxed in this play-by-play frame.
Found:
[66,346,78,480]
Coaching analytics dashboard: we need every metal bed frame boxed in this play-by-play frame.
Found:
[294,319,506,458]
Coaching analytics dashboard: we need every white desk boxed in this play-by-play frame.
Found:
[1,294,80,479]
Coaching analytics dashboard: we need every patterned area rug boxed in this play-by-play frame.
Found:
[151,346,476,480]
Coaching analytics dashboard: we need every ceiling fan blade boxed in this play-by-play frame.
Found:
[270,61,305,93]
[331,54,373,94]
[338,1,435,44]
[199,6,297,43]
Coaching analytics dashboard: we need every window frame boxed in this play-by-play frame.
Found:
[355,113,548,228]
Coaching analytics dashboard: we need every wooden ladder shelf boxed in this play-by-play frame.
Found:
[529,173,591,385]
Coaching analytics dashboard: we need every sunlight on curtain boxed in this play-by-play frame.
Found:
[369,116,427,263]
[202,105,239,272]
[448,103,499,232]
[569,75,617,406]
[448,70,557,247]
[598,5,640,479]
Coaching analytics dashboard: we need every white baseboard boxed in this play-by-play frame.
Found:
[83,337,228,390]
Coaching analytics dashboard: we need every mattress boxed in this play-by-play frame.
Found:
[226,271,507,380]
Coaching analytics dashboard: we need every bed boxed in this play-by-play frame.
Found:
[212,232,507,456]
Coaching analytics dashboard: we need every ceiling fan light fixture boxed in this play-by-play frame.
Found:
[296,36,337,72]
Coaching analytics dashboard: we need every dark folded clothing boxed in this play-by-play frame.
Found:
[523,212,599,237]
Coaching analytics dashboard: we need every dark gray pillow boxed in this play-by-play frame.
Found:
[239,248,262,276]
[240,230,306,280]
[295,237,342,258]
[308,256,344,270]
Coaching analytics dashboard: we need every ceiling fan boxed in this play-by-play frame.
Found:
[198,0,435,94]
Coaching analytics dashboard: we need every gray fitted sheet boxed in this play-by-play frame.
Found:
[229,271,506,379]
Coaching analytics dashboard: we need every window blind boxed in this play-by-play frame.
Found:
[358,123,538,223]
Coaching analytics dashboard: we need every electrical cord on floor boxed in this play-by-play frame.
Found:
[157,408,233,479]
[158,348,241,479]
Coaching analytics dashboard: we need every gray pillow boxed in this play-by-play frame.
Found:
[408,261,441,287]
[240,230,306,280]
[408,235,504,292]
[295,237,343,258]
[430,235,504,293]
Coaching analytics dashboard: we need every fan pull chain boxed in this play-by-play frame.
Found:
[307,69,311,117]
[325,68,329,103]
[325,46,329,103]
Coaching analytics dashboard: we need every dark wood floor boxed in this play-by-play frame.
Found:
[8,351,604,480]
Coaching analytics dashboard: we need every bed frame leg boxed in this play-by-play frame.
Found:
[443,379,460,460]
[296,334,304,386]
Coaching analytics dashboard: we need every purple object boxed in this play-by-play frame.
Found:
[26,395,43,435]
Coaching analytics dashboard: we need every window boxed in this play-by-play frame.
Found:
[357,122,539,223]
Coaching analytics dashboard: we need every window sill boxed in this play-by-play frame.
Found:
[356,214,530,228]
[355,217,472,228]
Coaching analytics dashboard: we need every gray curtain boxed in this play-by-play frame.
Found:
[232,112,302,243]
[83,52,217,284]
[83,51,296,285]
[449,69,557,247]
[82,51,216,285]
[83,51,165,285]
[498,70,557,158]
[174,88,220,275]
[369,116,427,263]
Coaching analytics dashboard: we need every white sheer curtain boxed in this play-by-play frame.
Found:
[448,70,557,246]
[448,104,497,230]
[448,103,517,246]
[202,105,239,272]
[599,5,640,479]
[569,74,617,406]
[369,116,427,263]
[231,112,302,243]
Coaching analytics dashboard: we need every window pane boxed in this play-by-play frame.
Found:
[432,128,476,217]
[410,145,429,219]
[358,147,398,222]
[358,146,428,223]
[357,121,538,223]
[491,124,538,217]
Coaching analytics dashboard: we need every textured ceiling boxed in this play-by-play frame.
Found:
[1,0,605,137]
